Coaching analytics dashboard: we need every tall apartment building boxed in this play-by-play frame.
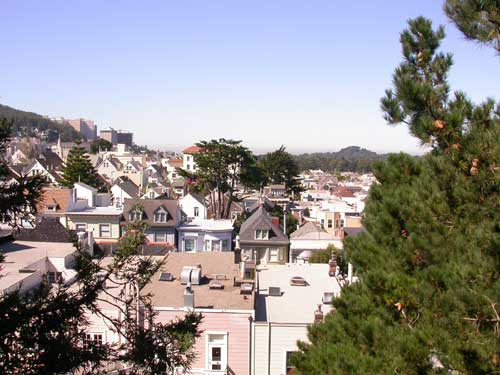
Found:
[100,127,117,144]
[67,119,97,141]
[116,131,133,146]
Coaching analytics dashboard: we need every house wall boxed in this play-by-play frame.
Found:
[146,227,176,245]
[154,309,253,375]
[67,217,121,241]
[241,246,288,265]
[178,230,233,252]
[110,185,132,208]
[180,194,207,219]
[252,322,309,375]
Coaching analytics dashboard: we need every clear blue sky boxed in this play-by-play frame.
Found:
[1,1,498,154]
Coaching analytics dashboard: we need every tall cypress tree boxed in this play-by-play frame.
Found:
[61,140,99,188]
[292,14,499,375]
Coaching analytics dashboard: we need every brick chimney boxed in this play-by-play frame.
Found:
[314,304,324,324]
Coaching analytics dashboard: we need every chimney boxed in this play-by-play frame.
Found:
[271,217,280,227]
[328,257,337,277]
[184,283,195,308]
[234,234,241,264]
[314,304,324,324]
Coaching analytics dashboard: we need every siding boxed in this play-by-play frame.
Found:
[155,309,253,375]
[252,322,309,375]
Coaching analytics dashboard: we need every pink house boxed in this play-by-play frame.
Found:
[142,252,255,375]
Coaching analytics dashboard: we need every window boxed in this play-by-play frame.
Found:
[187,164,191,170]
[46,204,57,212]
[99,224,111,238]
[194,207,199,217]
[47,271,62,284]
[75,223,87,232]
[206,333,227,371]
[285,351,298,375]
[129,211,143,221]
[103,161,109,168]
[255,229,269,240]
[204,239,211,251]
[154,210,167,222]
[212,240,221,252]
[327,219,333,229]
[269,248,280,262]
[222,239,229,251]
[83,333,103,349]
[154,232,167,242]
[320,219,325,228]
[149,191,155,199]
[184,238,196,252]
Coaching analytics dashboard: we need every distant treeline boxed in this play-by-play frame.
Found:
[293,146,387,173]
[0,104,81,142]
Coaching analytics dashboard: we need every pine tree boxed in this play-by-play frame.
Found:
[445,0,500,52]
[292,15,499,375]
[61,140,99,188]
[259,145,304,195]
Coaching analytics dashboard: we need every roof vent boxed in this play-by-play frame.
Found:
[268,286,281,297]
[240,283,253,295]
[159,272,174,282]
[180,266,202,285]
[209,280,224,290]
[322,292,334,304]
[290,276,307,286]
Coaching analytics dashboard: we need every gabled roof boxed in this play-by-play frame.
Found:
[74,181,97,192]
[186,192,206,206]
[39,149,64,170]
[97,156,122,170]
[37,188,73,214]
[14,217,75,242]
[182,145,201,154]
[290,221,338,240]
[122,198,178,227]
[114,179,139,198]
[239,206,289,245]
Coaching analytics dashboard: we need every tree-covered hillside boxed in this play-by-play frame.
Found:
[0,104,80,142]
[294,146,388,173]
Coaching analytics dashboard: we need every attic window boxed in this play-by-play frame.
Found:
[129,211,143,221]
[46,204,57,212]
[255,229,269,240]
[154,209,168,223]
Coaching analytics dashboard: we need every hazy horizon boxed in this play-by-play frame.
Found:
[1,1,498,155]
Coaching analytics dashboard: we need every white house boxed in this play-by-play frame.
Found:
[110,179,139,208]
[177,219,233,252]
[182,145,201,173]
[252,263,342,375]
[180,192,207,220]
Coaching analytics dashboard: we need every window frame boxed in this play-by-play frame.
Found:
[154,231,167,243]
[75,223,87,232]
[184,238,196,252]
[99,223,111,238]
[284,350,299,375]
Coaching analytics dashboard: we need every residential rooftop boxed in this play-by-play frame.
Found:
[178,219,234,232]
[142,252,254,310]
[0,240,77,292]
[256,263,341,323]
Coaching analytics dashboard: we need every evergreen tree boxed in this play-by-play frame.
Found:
[292,15,499,375]
[259,146,304,195]
[445,0,500,52]
[61,141,99,188]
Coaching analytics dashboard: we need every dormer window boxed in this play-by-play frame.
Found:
[154,208,168,223]
[103,161,109,168]
[46,204,57,212]
[255,229,269,240]
[129,211,143,221]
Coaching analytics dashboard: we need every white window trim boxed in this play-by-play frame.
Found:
[99,223,111,238]
[283,348,298,375]
[205,331,228,372]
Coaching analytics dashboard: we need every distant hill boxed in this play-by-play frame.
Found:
[0,104,80,142]
[294,146,388,173]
